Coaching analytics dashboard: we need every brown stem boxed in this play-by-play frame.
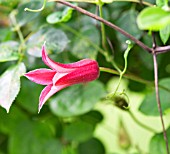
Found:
[50,0,152,53]
[153,53,169,154]
[155,45,170,54]
[49,0,170,54]
[152,33,169,154]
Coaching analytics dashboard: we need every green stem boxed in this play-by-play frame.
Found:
[48,0,153,7]
[60,23,121,72]
[100,66,170,94]
[17,27,25,49]
[98,1,122,73]
[10,11,25,62]
[54,0,152,53]
[128,110,157,133]
[98,0,122,73]
[112,0,153,6]
[17,27,26,63]
[111,61,122,73]
[24,0,46,12]
[99,67,153,86]
[108,41,133,97]
[98,1,107,50]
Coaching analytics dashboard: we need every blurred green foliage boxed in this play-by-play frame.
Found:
[0,0,170,154]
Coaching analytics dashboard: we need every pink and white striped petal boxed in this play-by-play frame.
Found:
[38,84,69,113]
[55,61,99,86]
[42,45,75,73]
[42,45,97,72]
[52,72,69,84]
[24,69,56,85]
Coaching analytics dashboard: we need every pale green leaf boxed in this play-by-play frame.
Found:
[0,41,19,62]
[159,24,170,44]
[137,7,170,31]
[47,7,73,24]
[27,28,69,57]
[0,63,26,113]
[156,0,168,7]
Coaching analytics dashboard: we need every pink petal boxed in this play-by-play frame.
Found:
[24,69,56,85]
[52,72,69,84]
[56,61,99,86]
[38,84,69,113]
[61,59,98,68]
[42,45,75,72]
[42,44,97,72]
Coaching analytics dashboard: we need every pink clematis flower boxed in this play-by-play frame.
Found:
[24,44,99,113]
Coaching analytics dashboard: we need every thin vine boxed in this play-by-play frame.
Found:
[152,33,170,154]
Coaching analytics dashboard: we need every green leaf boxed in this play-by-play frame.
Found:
[139,78,170,116]
[62,146,77,154]
[78,138,105,154]
[0,41,19,62]
[27,27,69,57]
[0,0,19,8]
[72,26,100,59]
[0,63,26,113]
[80,110,103,125]
[159,24,170,44]
[137,7,170,31]
[16,78,42,113]
[149,127,170,154]
[49,81,106,117]
[9,120,62,154]
[0,106,27,134]
[0,28,13,42]
[16,1,42,27]
[64,121,94,142]
[47,7,74,24]
[116,9,142,43]
[156,0,168,7]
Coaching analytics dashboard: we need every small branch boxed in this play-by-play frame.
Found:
[153,53,169,154]
[99,67,153,85]
[48,0,153,6]
[114,0,153,6]
[152,33,170,154]
[9,11,26,62]
[128,110,157,133]
[98,1,107,50]
[49,0,152,53]
[155,45,170,54]
[25,0,46,12]
[48,0,170,54]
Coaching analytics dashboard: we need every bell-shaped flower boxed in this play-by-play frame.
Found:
[24,44,99,113]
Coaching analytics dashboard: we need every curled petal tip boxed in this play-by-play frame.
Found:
[38,105,42,114]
